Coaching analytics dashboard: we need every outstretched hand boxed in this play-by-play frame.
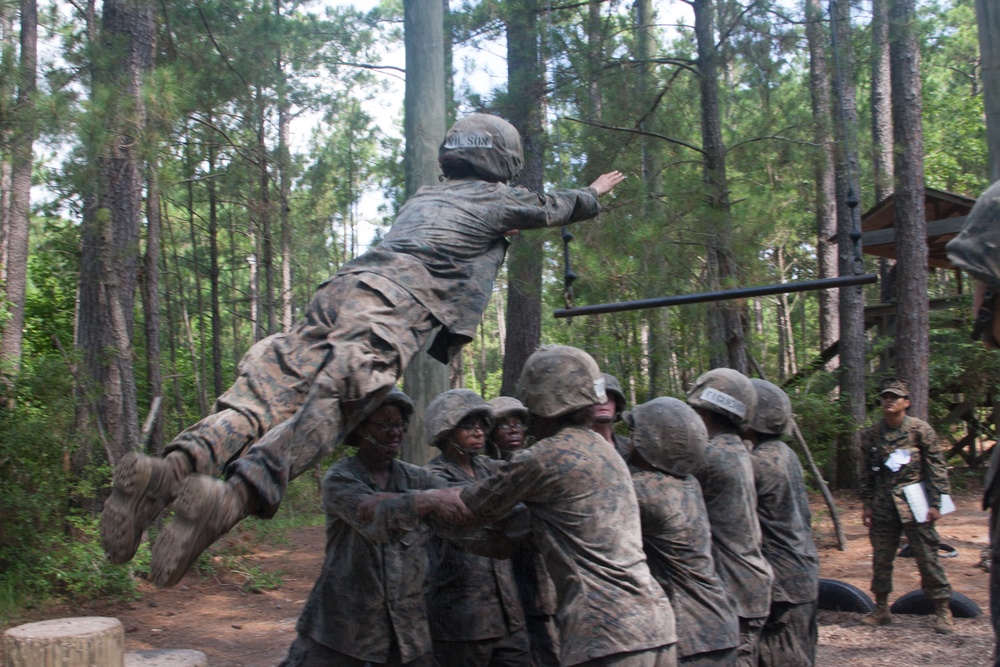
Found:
[589,170,626,197]
[418,487,475,524]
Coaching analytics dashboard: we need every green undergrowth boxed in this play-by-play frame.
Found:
[0,472,327,624]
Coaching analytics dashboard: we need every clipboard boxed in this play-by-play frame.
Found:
[902,481,955,523]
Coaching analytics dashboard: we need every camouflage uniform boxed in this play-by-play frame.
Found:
[859,415,952,601]
[281,455,448,666]
[460,426,678,666]
[425,454,529,666]
[632,469,740,666]
[693,429,773,667]
[751,438,819,667]
[163,179,602,515]
[986,444,1000,667]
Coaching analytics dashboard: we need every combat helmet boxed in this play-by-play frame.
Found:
[602,373,627,416]
[438,113,524,183]
[747,379,792,436]
[488,396,529,423]
[424,389,494,449]
[516,345,607,418]
[947,180,1000,288]
[347,388,414,447]
[625,397,708,477]
[686,368,757,429]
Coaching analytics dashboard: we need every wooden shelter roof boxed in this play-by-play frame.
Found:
[860,188,976,269]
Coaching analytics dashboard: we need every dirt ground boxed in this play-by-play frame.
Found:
[2,485,996,666]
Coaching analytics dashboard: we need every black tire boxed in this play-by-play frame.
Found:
[817,578,876,613]
[889,589,982,618]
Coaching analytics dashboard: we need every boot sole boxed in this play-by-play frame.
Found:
[101,452,157,564]
[150,475,237,589]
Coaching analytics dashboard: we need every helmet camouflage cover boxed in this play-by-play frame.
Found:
[438,113,524,183]
[947,180,1000,287]
[747,379,792,436]
[602,373,627,415]
[686,368,757,429]
[424,389,494,447]
[346,388,414,446]
[517,345,607,418]
[626,397,708,477]
[488,396,529,424]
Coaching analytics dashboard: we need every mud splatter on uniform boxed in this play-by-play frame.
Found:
[751,438,819,667]
[460,426,677,666]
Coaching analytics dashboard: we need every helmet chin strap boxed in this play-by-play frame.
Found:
[972,288,1000,347]
[449,439,482,457]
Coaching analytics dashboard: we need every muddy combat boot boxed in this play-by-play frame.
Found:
[934,599,955,635]
[861,595,892,627]
[150,475,256,588]
[101,451,193,564]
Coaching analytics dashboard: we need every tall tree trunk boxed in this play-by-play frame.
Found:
[693,0,747,374]
[276,0,294,333]
[142,161,163,453]
[401,0,447,465]
[977,0,1000,182]
[806,0,839,362]
[77,0,154,462]
[184,136,208,410]
[500,0,546,396]
[890,0,929,419]
[830,0,865,488]
[256,86,275,336]
[872,0,897,305]
[0,7,14,284]
[0,0,36,376]
[208,136,223,396]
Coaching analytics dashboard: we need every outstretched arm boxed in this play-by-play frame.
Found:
[589,170,626,197]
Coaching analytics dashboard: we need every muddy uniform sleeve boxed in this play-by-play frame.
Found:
[323,465,446,544]
[499,186,601,232]
[460,450,550,520]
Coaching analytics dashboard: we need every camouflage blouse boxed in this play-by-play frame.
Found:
[460,426,676,666]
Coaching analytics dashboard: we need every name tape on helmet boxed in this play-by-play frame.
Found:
[443,131,493,149]
[594,376,607,402]
[700,387,746,418]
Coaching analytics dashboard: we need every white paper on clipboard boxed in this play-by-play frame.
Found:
[902,482,956,523]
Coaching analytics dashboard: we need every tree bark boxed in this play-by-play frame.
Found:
[401,0,447,466]
[890,0,929,419]
[77,0,155,463]
[0,0,36,376]
[977,0,1000,182]
[693,0,747,374]
[830,0,865,488]
[500,0,546,396]
[871,0,894,202]
[142,161,164,453]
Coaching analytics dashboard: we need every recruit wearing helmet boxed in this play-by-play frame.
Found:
[602,373,627,416]
[947,180,1000,346]
[348,389,415,447]
[516,345,607,418]
[424,389,495,453]
[438,113,524,184]
[686,368,757,429]
[747,379,792,436]
[488,396,530,423]
[625,397,708,477]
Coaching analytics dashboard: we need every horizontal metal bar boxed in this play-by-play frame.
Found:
[552,273,879,318]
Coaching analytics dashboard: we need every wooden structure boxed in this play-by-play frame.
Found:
[860,188,995,468]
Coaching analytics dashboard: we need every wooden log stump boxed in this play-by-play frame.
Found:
[125,650,208,667]
[3,617,124,667]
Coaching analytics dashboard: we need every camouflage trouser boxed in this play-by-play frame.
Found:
[757,600,817,667]
[735,617,764,667]
[525,614,560,667]
[431,627,531,667]
[868,493,951,600]
[575,644,677,667]
[678,647,736,667]
[280,634,439,667]
[165,273,438,515]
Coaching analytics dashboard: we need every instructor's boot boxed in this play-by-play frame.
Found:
[101,451,193,564]
[934,599,955,635]
[861,596,892,627]
[150,475,257,588]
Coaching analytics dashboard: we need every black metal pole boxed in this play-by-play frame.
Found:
[553,273,878,319]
